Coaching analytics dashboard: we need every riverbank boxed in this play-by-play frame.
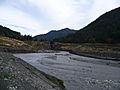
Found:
[45,49,120,68]
[0,45,37,53]
[54,49,120,68]
[0,52,65,90]
[68,50,120,61]
[58,43,120,61]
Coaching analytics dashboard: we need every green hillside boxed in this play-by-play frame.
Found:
[0,25,32,41]
[58,7,120,43]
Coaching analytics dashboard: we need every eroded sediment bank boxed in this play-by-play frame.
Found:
[0,52,65,90]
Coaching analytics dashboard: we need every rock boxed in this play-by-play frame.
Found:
[0,52,64,90]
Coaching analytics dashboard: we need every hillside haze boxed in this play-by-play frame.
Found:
[58,7,120,43]
[33,28,77,41]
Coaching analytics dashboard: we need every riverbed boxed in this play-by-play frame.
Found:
[14,51,120,90]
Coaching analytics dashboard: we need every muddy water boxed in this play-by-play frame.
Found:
[14,51,120,90]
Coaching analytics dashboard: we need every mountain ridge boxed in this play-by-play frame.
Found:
[33,28,77,41]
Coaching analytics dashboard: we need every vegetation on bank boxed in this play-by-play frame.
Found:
[0,72,13,79]
[56,43,120,60]
[0,37,28,47]
[0,36,34,52]
[45,74,65,90]
[59,43,120,53]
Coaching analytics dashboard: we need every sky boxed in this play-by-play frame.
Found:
[0,0,120,36]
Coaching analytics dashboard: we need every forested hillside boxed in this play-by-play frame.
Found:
[0,25,32,41]
[34,28,77,41]
[57,7,120,43]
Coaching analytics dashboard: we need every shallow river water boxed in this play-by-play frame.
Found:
[14,51,120,90]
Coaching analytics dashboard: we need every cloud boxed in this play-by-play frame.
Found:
[89,0,120,21]
[0,0,120,36]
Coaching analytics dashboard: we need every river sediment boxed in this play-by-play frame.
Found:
[0,52,65,90]
[14,51,120,90]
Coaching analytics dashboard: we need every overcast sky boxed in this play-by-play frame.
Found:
[0,0,120,36]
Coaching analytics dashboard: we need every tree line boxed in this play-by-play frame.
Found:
[0,25,33,41]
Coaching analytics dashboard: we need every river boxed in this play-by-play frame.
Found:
[14,51,120,90]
